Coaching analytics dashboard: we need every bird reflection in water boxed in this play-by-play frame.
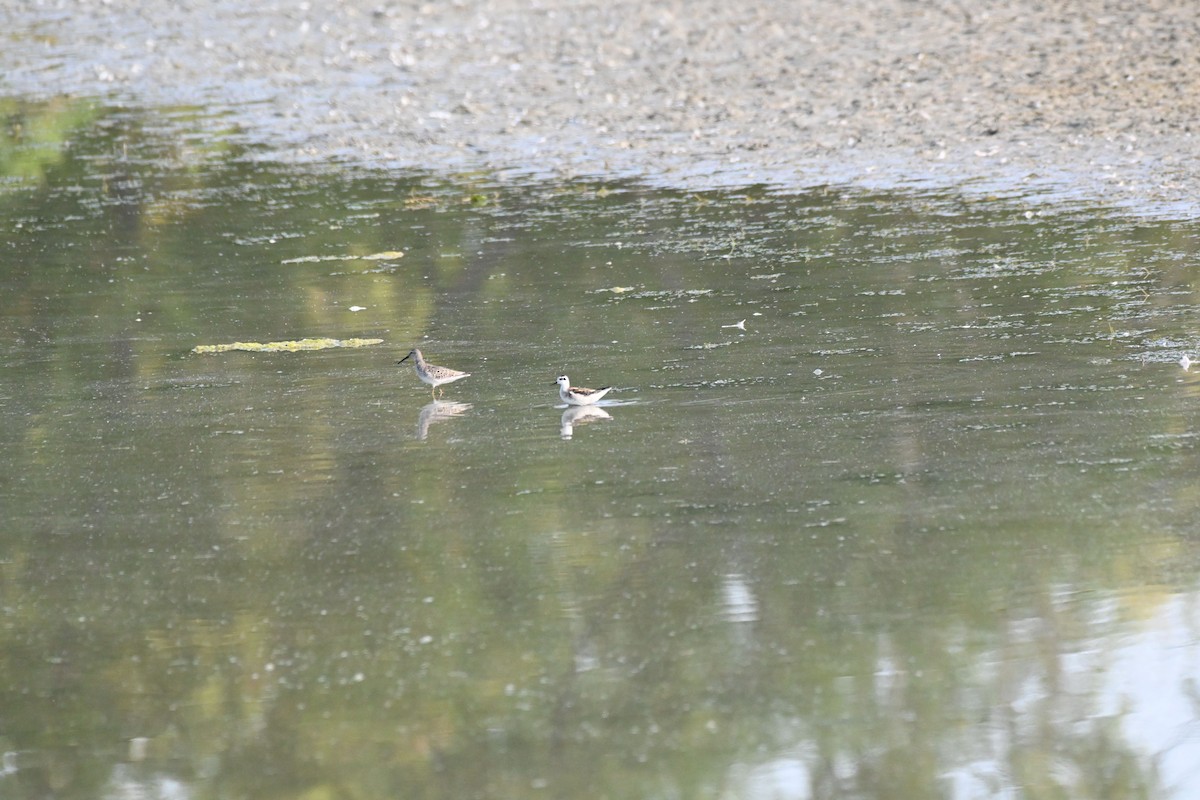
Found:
[560,405,612,439]
[416,400,472,440]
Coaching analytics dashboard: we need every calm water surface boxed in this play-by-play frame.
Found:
[4,101,1200,798]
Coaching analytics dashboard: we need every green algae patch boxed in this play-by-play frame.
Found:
[281,251,404,264]
[192,337,384,354]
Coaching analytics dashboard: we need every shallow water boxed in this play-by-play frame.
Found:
[4,100,1200,799]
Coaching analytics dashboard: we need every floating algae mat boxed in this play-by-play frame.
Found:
[280,250,405,264]
[192,337,384,354]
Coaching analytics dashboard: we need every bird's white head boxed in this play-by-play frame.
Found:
[556,375,570,390]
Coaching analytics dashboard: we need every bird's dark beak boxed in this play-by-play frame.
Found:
[397,354,411,364]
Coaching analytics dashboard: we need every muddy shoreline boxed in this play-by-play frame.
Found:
[5,0,1199,215]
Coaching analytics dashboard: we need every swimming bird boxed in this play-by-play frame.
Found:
[556,375,613,406]
[398,348,470,397]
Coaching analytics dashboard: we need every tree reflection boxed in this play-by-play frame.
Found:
[0,101,1195,799]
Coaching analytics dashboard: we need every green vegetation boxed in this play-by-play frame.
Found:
[192,338,384,354]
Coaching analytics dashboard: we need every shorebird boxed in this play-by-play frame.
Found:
[556,375,613,406]
[398,349,470,397]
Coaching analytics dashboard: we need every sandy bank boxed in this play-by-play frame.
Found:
[5,0,1199,215]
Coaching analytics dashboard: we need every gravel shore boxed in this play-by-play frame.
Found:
[6,0,1200,215]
